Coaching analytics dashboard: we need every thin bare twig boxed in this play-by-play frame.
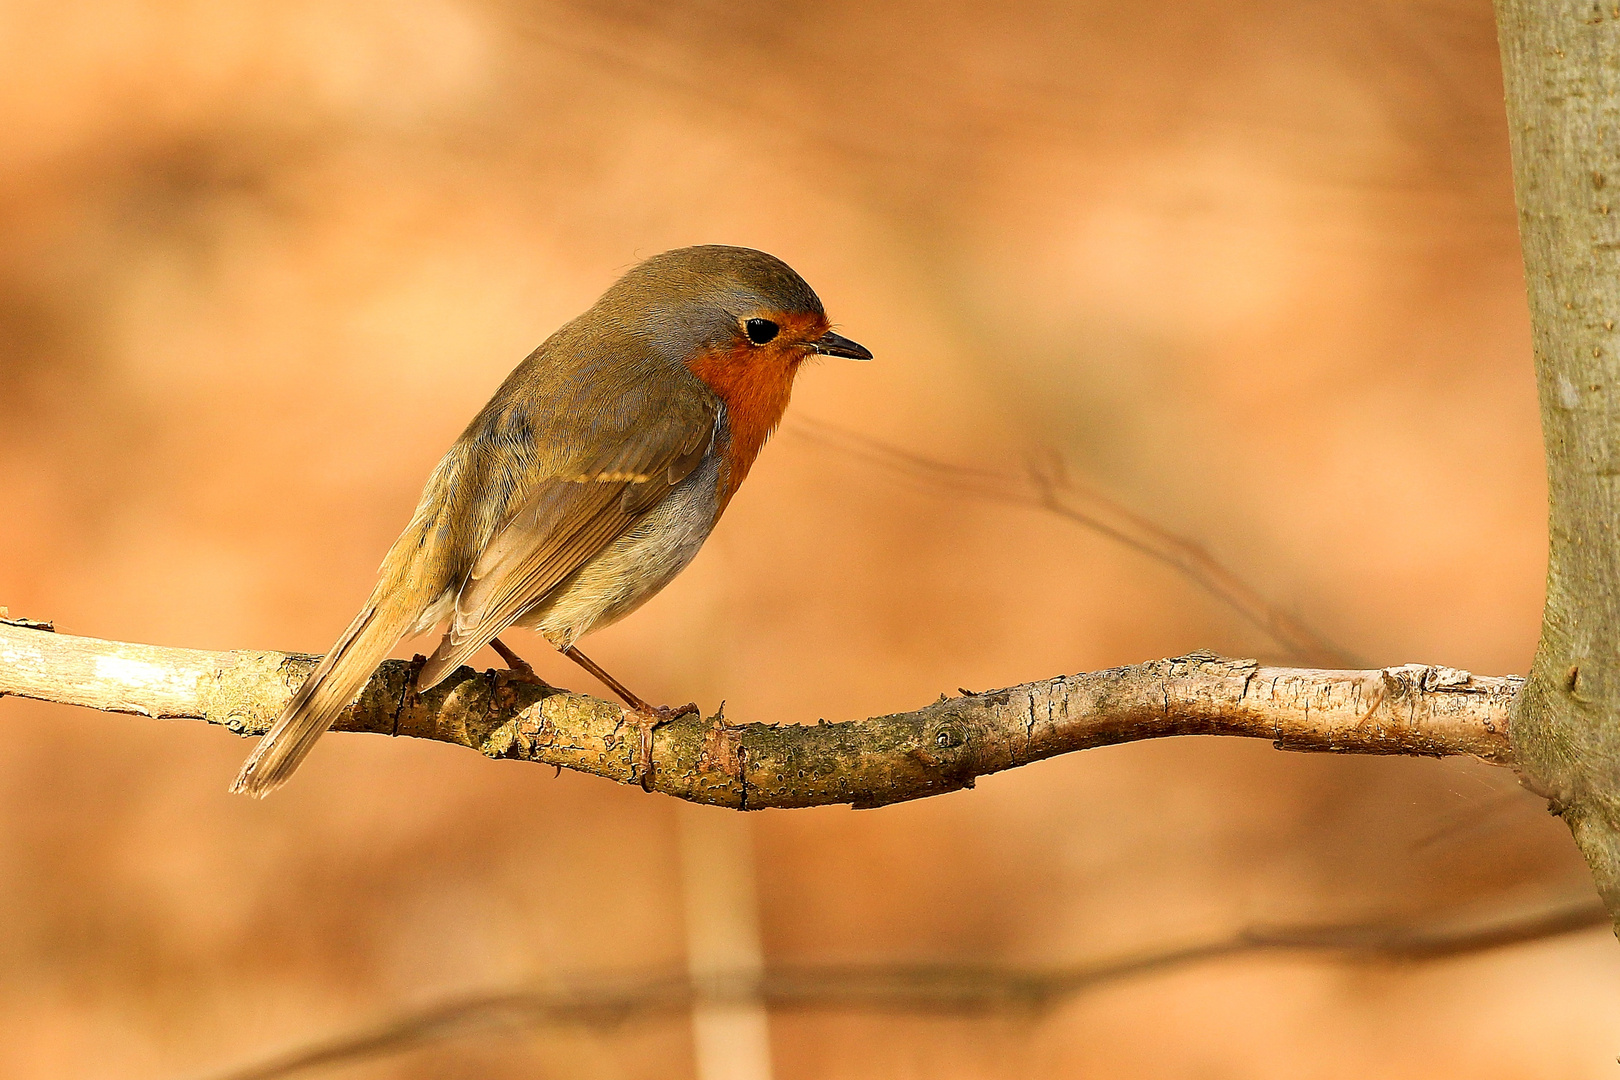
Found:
[196,898,1606,1080]
[789,418,1362,668]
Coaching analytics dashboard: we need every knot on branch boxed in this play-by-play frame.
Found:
[1381,663,1482,695]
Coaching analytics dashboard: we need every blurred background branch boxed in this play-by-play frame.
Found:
[790,419,1362,668]
[203,897,1607,1080]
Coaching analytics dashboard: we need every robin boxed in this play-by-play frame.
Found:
[231,245,870,797]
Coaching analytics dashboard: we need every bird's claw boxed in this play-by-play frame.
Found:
[497,666,556,692]
[490,637,554,689]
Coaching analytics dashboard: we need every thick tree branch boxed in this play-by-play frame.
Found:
[0,621,1515,807]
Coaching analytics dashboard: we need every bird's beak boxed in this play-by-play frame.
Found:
[811,329,873,361]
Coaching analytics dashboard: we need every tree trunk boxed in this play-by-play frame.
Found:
[1496,0,1620,932]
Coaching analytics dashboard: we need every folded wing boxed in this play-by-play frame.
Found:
[415,407,715,689]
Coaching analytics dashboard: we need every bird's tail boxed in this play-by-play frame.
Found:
[232,449,472,797]
[230,591,422,799]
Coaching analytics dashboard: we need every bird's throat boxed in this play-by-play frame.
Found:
[685,347,803,514]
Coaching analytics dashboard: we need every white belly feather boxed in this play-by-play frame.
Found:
[514,447,722,649]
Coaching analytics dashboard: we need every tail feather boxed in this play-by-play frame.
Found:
[233,449,469,797]
[416,617,518,692]
[230,599,416,798]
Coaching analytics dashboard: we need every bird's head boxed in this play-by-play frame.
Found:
[593,244,869,500]
[601,245,872,378]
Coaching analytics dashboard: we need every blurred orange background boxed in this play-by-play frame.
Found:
[2,0,1616,1076]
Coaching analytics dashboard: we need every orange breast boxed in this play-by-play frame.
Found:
[686,344,804,516]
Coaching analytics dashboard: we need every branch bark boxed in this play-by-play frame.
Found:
[0,621,1515,808]
[1495,0,1620,929]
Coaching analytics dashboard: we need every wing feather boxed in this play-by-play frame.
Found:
[416,412,715,689]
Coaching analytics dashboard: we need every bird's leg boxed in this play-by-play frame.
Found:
[562,645,698,792]
[562,645,650,711]
[490,637,555,689]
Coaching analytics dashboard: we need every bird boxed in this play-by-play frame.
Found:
[230,245,870,797]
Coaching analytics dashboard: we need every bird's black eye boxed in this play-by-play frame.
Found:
[744,318,779,345]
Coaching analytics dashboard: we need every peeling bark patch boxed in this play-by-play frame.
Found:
[93,655,186,693]
[700,717,741,777]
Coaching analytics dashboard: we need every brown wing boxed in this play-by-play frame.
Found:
[415,409,714,689]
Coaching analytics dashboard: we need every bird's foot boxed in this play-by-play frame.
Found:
[491,637,556,690]
[629,701,701,792]
[555,644,696,790]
